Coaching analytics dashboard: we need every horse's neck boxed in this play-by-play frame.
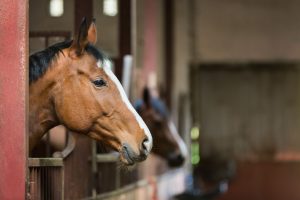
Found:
[29,80,59,152]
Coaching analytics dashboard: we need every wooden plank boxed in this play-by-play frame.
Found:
[96,153,119,162]
[218,161,300,200]
[28,158,64,167]
[194,63,300,160]
[0,0,28,199]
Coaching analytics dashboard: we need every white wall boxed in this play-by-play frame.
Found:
[195,65,300,160]
[29,0,74,32]
[196,0,300,62]
[93,0,119,58]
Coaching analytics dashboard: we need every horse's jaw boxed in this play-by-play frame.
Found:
[28,109,58,152]
[29,83,59,152]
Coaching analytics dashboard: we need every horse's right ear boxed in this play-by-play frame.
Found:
[70,18,88,57]
[143,87,151,108]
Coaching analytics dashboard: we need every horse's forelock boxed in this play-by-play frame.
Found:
[29,40,105,84]
[29,40,72,84]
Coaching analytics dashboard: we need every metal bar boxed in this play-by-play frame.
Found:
[36,168,39,200]
[29,168,35,200]
[44,167,46,200]
[28,157,65,199]
[41,167,44,199]
[61,165,65,200]
[47,168,49,200]
[91,141,97,197]
[55,167,58,200]
[52,132,76,159]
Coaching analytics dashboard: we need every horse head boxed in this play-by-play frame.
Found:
[135,88,188,167]
[29,18,152,166]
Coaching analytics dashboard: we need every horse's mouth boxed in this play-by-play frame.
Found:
[119,143,147,166]
[120,148,135,166]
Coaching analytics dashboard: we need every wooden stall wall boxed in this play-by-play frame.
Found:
[218,161,300,200]
[190,62,300,199]
[63,135,93,199]
[192,63,300,160]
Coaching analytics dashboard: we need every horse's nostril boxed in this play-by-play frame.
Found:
[142,138,148,150]
[142,137,150,153]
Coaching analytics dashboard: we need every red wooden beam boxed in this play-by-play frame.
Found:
[0,0,28,199]
[142,0,158,85]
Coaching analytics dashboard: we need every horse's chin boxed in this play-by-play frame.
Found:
[119,142,146,166]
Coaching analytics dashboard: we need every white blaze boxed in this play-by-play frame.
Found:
[97,60,153,152]
[168,121,188,158]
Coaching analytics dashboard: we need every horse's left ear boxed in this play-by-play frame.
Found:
[87,18,97,45]
[143,87,151,108]
[70,18,97,57]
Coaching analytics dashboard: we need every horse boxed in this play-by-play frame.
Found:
[134,88,188,167]
[29,18,152,166]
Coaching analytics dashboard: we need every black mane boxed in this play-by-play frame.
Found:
[29,40,105,84]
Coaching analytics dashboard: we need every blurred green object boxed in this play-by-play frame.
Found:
[191,126,200,165]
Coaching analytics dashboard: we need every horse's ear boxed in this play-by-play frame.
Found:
[87,18,97,45]
[70,17,89,57]
[70,18,97,57]
[143,87,151,108]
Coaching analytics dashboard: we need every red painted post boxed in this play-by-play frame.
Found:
[0,0,28,199]
[142,0,158,81]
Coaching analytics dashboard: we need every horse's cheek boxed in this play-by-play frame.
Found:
[71,101,94,130]
[56,89,94,132]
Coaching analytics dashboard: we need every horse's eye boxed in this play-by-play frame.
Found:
[93,79,107,87]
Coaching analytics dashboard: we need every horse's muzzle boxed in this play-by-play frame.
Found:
[167,153,185,167]
[121,143,148,165]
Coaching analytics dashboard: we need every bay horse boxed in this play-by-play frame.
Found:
[29,18,152,166]
[134,88,188,167]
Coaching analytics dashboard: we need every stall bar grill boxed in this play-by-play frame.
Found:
[28,158,64,200]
